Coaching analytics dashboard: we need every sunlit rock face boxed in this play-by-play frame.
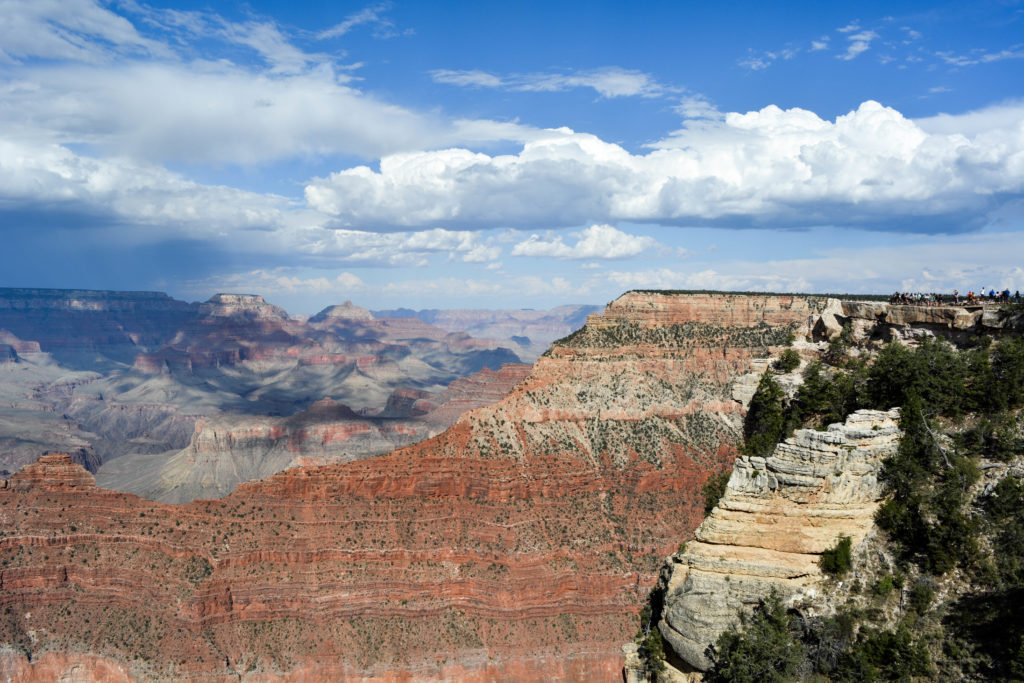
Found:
[0,291,826,681]
[658,409,901,672]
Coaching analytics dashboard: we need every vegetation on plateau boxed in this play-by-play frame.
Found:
[701,332,1024,681]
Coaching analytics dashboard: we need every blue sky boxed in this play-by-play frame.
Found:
[1,0,1023,313]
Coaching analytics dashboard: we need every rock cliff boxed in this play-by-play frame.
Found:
[0,291,824,681]
[655,409,901,672]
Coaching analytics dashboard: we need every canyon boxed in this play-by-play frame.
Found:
[6,292,1017,681]
[0,288,548,500]
[0,291,830,681]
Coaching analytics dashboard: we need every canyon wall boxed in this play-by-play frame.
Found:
[0,291,827,681]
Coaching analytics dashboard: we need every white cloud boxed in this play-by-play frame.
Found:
[3,60,520,165]
[810,37,829,51]
[604,267,812,293]
[220,20,329,75]
[305,100,1024,233]
[0,136,291,241]
[0,1,533,166]
[936,45,1024,67]
[511,224,657,260]
[0,134,509,266]
[181,269,365,299]
[430,69,504,88]
[0,0,168,63]
[305,227,502,266]
[915,99,1024,136]
[674,94,721,120]
[837,22,861,34]
[461,243,502,263]
[430,66,671,98]
[603,231,1024,296]
[317,2,400,40]
[839,30,878,61]
[739,54,774,71]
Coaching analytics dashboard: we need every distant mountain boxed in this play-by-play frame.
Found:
[371,304,601,360]
[0,288,530,497]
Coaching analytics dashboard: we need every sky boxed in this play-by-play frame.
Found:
[1,0,1024,313]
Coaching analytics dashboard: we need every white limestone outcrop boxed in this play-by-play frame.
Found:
[658,408,901,671]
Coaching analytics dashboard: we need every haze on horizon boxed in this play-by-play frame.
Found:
[1,0,1023,313]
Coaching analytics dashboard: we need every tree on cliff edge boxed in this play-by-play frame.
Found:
[743,372,786,459]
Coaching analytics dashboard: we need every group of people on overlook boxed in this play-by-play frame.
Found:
[889,288,1022,306]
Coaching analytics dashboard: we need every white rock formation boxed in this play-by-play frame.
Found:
[658,408,901,671]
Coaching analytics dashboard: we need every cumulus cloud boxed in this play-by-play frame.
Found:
[0,136,291,241]
[298,227,503,266]
[430,66,671,98]
[0,135,508,267]
[305,100,1024,233]
[511,224,657,260]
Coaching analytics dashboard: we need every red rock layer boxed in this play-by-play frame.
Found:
[0,292,825,681]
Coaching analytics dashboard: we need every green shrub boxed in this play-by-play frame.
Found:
[702,471,731,515]
[706,590,805,683]
[183,556,213,584]
[635,587,666,675]
[836,624,932,680]
[957,413,1023,462]
[743,372,787,459]
[774,348,800,373]
[819,536,853,576]
[909,579,934,614]
[789,360,866,430]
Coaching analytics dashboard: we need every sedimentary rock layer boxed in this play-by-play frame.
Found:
[657,409,901,671]
[0,292,825,680]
